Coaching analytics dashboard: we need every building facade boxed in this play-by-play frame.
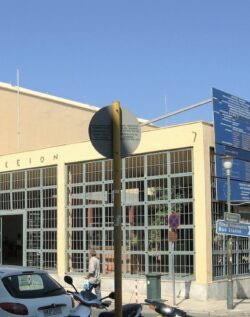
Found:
[0,83,249,301]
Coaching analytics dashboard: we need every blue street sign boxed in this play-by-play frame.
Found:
[216,155,250,183]
[216,144,250,163]
[216,220,250,237]
[217,177,250,202]
[213,88,250,152]
[212,88,250,201]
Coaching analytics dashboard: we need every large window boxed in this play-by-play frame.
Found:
[0,167,57,271]
[211,149,250,279]
[212,201,250,279]
[66,149,194,279]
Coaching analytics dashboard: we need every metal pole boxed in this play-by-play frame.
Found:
[227,172,233,309]
[140,98,212,126]
[68,170,73,272]
[112,101,122,317]
[16,69,20,149]
[171,241,176,306]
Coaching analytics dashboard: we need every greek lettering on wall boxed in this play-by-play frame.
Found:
[0,153,59,170]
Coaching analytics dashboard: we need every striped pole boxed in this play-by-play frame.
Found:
[135,279,138,303]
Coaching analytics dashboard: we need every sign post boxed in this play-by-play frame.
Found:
[112,101,122,317]
[89,103,141,317]
[168,213,180,306]
[171,240,175,305]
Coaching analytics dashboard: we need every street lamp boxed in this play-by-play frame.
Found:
[221,155,233,310]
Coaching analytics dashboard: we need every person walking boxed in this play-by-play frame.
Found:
[85,250,101,299]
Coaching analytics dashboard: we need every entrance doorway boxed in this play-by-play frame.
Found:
[1,215,23,265]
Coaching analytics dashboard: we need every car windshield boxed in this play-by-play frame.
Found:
[2,272,66,299]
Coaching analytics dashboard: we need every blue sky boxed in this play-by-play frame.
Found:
[1,0,250,125]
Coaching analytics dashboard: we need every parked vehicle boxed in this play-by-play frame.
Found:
[64,275,142,317]
[0,265,73,317]
[145,298,187,317]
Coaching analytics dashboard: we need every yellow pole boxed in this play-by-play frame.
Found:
[112,101,122,317]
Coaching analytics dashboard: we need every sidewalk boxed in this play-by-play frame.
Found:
[119,291,250,317]
[180,298,250,317]
[93,296,250,317]
[141,298,250,317]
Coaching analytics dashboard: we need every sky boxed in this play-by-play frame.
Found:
[0,0,250,126]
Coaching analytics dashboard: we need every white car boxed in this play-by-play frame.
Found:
[0,265,73,317]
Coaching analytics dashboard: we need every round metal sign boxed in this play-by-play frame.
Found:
[168,213,180,230]
[89,105,141,159]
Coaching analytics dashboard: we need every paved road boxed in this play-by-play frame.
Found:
[91,308,157,317]
[92,306,194,317]
[92,306,250,317]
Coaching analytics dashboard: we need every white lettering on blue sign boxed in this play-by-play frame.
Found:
[216,220,250,237]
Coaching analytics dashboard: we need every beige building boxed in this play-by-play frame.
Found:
[0,82,249,301]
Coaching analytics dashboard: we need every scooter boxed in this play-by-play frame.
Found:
[145,298,187,317]
[64,275,142,317]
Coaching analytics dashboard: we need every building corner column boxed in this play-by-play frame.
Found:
[193,125,213,290]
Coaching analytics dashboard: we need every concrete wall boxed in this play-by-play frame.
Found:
[207,277,250,300]
[0,82,156,155]
[0,83,98,155]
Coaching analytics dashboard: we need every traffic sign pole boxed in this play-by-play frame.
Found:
[171,240,176,306]
[112,101,122,317]
[89,102,141,317]
[168,213,179,306]
[227,237,233,309]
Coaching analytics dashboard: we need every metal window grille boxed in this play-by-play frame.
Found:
[211,150,250,279]
[212,201,250,279]
[66,149,194,279]
[0,173,10,191]
[0,166,57,271]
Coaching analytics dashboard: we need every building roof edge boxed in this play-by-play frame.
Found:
[0,81,99,112]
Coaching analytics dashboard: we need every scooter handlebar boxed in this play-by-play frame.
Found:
[66,290,75,294]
